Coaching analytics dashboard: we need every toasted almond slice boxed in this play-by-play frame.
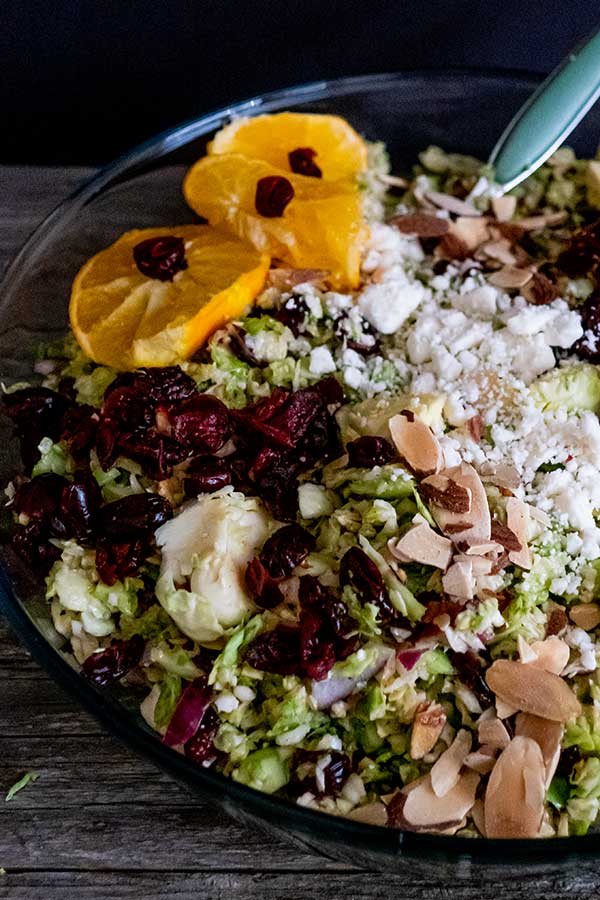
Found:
[465,541,504,556]
[521,272,558,305]
[347,801,388,826]
[410,701,447,760]
[387,212,449,237]
[496,697,519,719]
[449,216,490,251]
[528,636,570,675]
[516,211,567,230]
[546,605,569,637]
[389,521,453,569]
[424,463,491,546]
[420,474,472,513]
[515,712,563,789]
[488,265,534,289]
[484,736,546,838]
[569,603,600,631]
[480,463,521,491]
[388,411,443,476]
[430,729,472,798]
[458,553,493,577]
[478,717,511,750]
[426,191,482,217]
[517,634,539,665]
[267,268,330,290]
[486,659,581,723]
[471,798,487,836]
[464,751,496,774]
[401,771,480,830]
[506,497,531,569]
[377,173,409,188]
[491,195,517,223]
[527,505,552,528]
[481,239,517,266]
[442,558,475,599]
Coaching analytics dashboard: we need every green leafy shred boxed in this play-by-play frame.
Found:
[5,772,39,802]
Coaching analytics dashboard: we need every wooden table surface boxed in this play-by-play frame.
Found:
[0,166,598,900]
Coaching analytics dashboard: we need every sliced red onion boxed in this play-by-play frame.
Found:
[163,678,212,748]
[311,646,393,710]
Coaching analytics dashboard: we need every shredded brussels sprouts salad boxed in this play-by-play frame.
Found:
[5,112,600,838]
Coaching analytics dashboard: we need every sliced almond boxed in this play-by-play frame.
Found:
[377,172,409,188]
[410,701,447,760]
[399,770,480,830]
[515,712,563,789]
[471,798,487,836]
[486,659,581,723]
[569,603,600,632]
[517,634,539,665]
[528,636,570,675]
[389,521,453,570]
[465,541,504,556]
[420,474,471,513]
[491,195,517,223]
[464,751,496,774]
[478,717,511,750]
[442,559,475,599]
[426,191,482,217]
[506,497,531,569]
[423,463,491,546]
[450,216,490,251]
[430,729,472,798]
[267,268,330,290]
[480,463,521,491]
[521,272,558,306]
[388,411,443,476]
[527,505,552,528]
[454,553,492,577]
[488,265,534,289]
[490,520,522,553]
[484,736,546,838]
[516,211,567,231]
[495,697,519,719]
[481,239,517,266]
[546,605,568,636]
[387,212,449,237]
[347,801,388,826]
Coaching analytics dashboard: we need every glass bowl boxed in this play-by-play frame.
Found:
[2,71,600,876]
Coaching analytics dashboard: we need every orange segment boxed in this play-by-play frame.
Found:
[208,112,368,181]
[183,155,368,289]
[70,225,269,369]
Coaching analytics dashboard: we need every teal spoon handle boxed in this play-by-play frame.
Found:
[489,28,600,192]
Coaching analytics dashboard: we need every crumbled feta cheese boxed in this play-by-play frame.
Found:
[309,346,336,375]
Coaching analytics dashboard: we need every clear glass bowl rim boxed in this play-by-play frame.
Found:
[2,68,599,865]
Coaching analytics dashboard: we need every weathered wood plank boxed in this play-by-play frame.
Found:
[1,869,600,900]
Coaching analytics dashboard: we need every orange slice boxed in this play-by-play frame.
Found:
[70,225,269,369]
[183,155,367,289]
[208,112,368,181]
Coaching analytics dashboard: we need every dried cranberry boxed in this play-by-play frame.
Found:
[59,474,102,543]
[258,524,316,579]
[245,625,302,676]
[299,575,352,641]
[557,219,600,279]
[117,430,189,480]
[13,473,67,521]
[184,457,232,496]
[133,367,198,404]
[346,435,396,467]
[167,394,230,452]
[60,404,98,456]
[448,649,493,706]
[227,326,266,368]
[288,147,322,178]
[2,386,72,472]
[98,493,172,540]
[299,606,336,681]
[255,176,295,217]
[245,556,284,609]
[571,292,600,362]
[95,538,148,585]
[184,706,220,764]
[133,236,188,282]
[12,521,62,574]
[322,752,352,795]
[339,546,403,626]
[255,464,300,522]
[269,296,309,336]
[81,634,144,687]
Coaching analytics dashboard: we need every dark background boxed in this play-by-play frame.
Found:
[2,0,599,165]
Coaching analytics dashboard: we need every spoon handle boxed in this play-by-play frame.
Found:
[489,28,600,192]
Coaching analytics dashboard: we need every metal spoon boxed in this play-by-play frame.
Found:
[473,27,600,197]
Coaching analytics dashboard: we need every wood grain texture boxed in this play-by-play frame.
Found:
[0,166,598,899]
